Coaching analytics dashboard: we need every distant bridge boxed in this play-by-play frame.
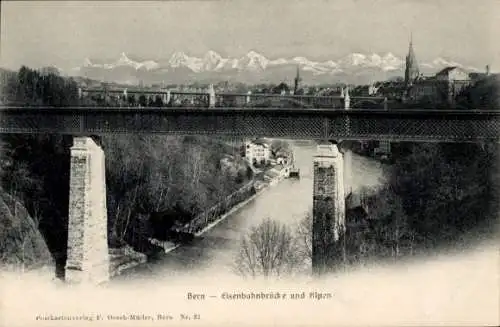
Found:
[78,88,388,110]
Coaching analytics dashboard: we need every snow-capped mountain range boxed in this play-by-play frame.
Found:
[81,53,160,71]
[72,50,480,85]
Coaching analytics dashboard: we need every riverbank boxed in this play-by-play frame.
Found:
[109,246,147,278]
[110,162,291,277]
[193,163,290,238]
[151,163,291,253]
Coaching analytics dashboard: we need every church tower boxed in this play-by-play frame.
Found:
[404,34,419,86]
[294,65,301,94]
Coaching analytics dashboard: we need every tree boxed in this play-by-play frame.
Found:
[127,95,136,106]
[2,66,78,106]
[456,75,500,110]
[138,94,147,107]
[154,95,163,107]
[101,134,247,250]
[148,96,155,107]
[270,139,290,157]
[361,185,412,259]
[362,140,499,258]
[295,212,313,263]
[234,218,301,278]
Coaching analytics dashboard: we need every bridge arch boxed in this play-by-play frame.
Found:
[350,99,381,109]
[246,96,313,108]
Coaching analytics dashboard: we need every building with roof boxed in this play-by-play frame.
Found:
[399,37,476,106]
[244,139,271,165]
[406,77,446,104]
[407,66,472,106]
[435,66,470,82]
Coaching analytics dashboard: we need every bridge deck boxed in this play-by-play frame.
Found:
[0,107,498,142]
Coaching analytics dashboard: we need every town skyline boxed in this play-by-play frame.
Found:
[1,0,498,72]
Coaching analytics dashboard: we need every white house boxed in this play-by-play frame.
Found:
[245,139,271,165]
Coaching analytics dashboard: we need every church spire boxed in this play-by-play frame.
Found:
[405,33,419,86]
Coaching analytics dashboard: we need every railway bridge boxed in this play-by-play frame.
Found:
[1,90,498,282]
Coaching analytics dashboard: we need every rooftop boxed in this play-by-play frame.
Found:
[435,66,469,76]
[252,138,271,146]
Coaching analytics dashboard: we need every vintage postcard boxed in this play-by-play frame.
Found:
[0,0,498,326]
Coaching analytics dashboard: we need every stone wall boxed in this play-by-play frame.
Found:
[186,181,255,234]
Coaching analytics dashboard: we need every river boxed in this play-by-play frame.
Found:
[112,141,387,285]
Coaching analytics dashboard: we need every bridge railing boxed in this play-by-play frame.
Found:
[0,106,499,141]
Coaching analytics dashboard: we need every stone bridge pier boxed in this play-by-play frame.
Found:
[312,142,347,275]
[65,137,109,284]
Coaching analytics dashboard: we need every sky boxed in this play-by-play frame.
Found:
[1,0,499,71]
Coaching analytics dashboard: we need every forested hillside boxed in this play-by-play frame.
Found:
[0,67,252,274]
[344,141,499,265]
